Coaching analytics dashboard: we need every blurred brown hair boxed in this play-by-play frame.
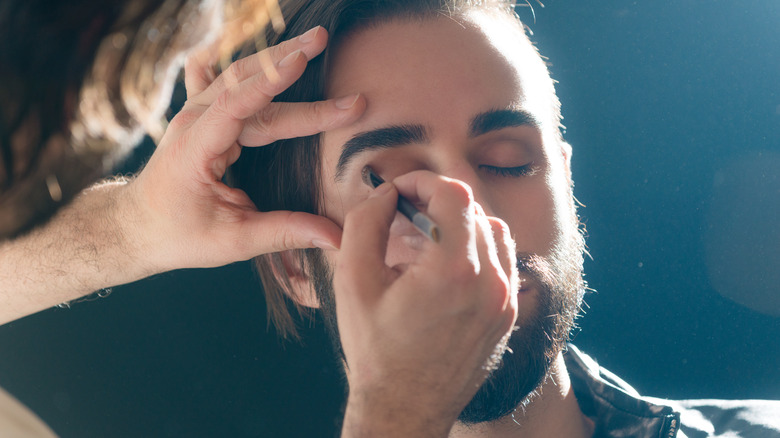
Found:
[0,0,278,239]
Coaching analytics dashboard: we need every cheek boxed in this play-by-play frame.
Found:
[321,186,348,228]
[498,180,562,258]
[318,137,352,227]
[319,157,374,228]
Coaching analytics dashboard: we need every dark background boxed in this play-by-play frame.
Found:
[1,1,778,437]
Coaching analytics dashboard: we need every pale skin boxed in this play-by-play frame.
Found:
[0,26,366,326]
[283,14,594,438]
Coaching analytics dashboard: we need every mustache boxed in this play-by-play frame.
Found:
[516,252,558,293]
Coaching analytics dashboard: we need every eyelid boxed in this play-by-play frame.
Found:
[474,129,542,152]
[479,162,538,177]
[476,134,537,158]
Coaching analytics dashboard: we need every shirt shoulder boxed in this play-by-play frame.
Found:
[566,345,780,438]
[649,397,780,438]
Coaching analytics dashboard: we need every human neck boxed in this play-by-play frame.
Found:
[449,352,594,438]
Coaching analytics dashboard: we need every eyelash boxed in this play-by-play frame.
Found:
[480,163,537,178]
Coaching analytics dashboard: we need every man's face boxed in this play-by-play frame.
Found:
[311,13,584,422]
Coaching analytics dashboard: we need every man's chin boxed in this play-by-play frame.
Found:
[456,315,559,424]
[456,252,581,425]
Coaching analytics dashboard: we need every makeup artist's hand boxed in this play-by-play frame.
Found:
[126,26,365,273]
[0,27,365,325]
[335,171,519,438]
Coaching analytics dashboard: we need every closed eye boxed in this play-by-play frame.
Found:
[479,162,537,177]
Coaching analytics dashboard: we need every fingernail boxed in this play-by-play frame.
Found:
[279,49,302,67]
[298,26,320,43]
[312,239,338,251]
[369,182,393,198]
[334,93,360,109]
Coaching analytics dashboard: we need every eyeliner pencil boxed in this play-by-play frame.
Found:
[361,166,440,242]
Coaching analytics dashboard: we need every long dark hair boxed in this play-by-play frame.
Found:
[228,0,528,339]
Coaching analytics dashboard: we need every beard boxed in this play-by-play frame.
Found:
[305,209,586,426]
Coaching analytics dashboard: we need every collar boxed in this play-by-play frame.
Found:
[564,345,682,438]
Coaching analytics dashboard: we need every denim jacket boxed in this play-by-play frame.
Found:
[566,345,780,438]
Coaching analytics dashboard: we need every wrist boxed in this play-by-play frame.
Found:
[341,386,457,438]
[104,178,163,278]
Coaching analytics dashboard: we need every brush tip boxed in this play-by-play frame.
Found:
[430,226,441,243]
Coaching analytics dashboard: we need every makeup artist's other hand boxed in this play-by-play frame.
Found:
[335,171,519,438]
[124,26,364,273]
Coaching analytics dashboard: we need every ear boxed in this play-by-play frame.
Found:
[560,141,573,182]
[273,250,320,309]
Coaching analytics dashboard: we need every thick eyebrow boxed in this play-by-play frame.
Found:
[469,108,542,137]
[335,124,428,181]
[334,109,540,182]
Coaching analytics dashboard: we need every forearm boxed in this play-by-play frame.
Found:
[0,178,157,325]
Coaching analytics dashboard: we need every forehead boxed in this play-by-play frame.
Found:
[324,12,556,138]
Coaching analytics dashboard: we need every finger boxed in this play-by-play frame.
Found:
[184,42,220,98]
[235,209,344,255]
[237,95,365,146]
[487,216,518,294]
[473,204,501,280]
[337,183,398,294]
[186,26,328,104]
[391,171,475,258]
[488,217,520,333]
[209,143,242,177]
[472,204,516,318]
[186,49,310,163]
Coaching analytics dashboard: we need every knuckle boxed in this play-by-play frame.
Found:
[253,71,290,102]
[488,215,516,249]
[264,42,286,61]
[168,107,200,130]
[271,222,297,252]
[439,178,474,207]
[488,217,510,236]
[215,88,251,121]
[222,60,245,87]
[247,106,279,142]
[258,104,281,126]
[211,92,233,118]
[302,101,329,129]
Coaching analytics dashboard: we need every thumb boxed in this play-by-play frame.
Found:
[336,183,399,295]
[240,210,343,254]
